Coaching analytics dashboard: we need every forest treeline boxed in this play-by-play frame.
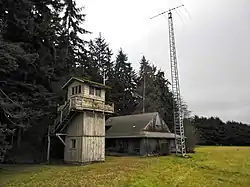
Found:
[190,116,250,146]
[0,0,249,163]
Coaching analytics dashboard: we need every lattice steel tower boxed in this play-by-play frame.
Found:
[151,5,186,156]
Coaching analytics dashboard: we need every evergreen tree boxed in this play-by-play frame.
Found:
[0,0,89,162]
[192,116,250,146]
[88,34,113,84]
[135,56,174,130]
[154,70,174,130]
[110,49,137,115]
[59,0,89,77]
[135,56,155,112]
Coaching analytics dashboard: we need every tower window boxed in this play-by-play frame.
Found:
[71,139,76,149]
[89,86,95,95]
[78,85,81,93]
[72,85,81,95]
[96,88,101,97]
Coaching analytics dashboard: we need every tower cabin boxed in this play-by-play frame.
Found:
[50,77,114,164]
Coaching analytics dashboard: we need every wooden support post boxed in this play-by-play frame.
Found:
[69,98,72,108]
[56,133,66,146]
[47,125,51,164]
[60,110,63,123]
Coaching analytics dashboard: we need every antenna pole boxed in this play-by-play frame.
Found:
[103,71,106,85]
[142,64,146,113]
[151,5,186,157]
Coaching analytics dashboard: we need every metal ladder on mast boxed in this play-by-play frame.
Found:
[168,10,186,157]
[150,5,186,157]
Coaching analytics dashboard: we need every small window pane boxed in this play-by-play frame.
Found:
[89,86,95,95]
[78,85,81,94]
[71,139,76,149]
[95,88,101,97]
[72,87,75,95]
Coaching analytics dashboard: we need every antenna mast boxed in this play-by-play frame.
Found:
[142,61,146,113]
[150,5,186,157]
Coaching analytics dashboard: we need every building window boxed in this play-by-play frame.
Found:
[72,85,81,95]
[71,139,76,149]
[95,88,101,97]
[89,86,95,95]
[78,85,81,93]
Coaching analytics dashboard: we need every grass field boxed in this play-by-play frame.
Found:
[0,146,250,187]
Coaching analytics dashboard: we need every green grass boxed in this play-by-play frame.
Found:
[1,146,250,187]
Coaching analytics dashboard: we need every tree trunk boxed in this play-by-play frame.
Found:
[17,127,22,148]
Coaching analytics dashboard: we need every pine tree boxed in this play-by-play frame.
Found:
[135,56,157,113]
[59,0,90,77]
[88,34,113,84]
[110,49,137,115]
[154,70,174,130]
[0,0,89,161]
[135,56,174,130]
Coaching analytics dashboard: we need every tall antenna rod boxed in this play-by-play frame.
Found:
[150,5,186,157]
[99,32,107,86]
[142,61,146,113]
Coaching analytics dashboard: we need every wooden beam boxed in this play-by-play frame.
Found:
[60,110,63,123]
[47,125,51,164]
[55,133,67,136]
[56,133,66,146]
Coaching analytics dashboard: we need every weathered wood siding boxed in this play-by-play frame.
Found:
[145,114,170,132]
[83,84,105,101]
[66,113,83,136]
[64,137,82,163]
[82,111,105,162]
[64,111,105,163]
[140,138,171,156]
[63,80,106,163]
[83,112,105,136]
[128,139,138,154]
[70,96,114,114]
[106,138,141,155]
[82,137,105,162]
[67,81,105,102]
[67,80,84,100]
[169,139,176,152]
[64,113,83,163]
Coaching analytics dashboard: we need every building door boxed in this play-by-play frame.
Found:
[160,141,170,155]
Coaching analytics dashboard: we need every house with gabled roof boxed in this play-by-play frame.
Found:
[105,112,179,156]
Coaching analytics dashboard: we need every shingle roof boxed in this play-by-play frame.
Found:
[105,112,178,139]
[62,77,111,89]
[106,112,158,136]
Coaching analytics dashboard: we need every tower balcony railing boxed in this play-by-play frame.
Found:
[52,95,114,132]
[69,95,114,114]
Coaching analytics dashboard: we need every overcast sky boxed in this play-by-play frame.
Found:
[77,0,250,123]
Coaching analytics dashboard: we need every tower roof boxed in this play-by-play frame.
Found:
[62,77,111,90]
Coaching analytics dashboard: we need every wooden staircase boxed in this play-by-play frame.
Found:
[50,100,76,135]
[50,96,114,135]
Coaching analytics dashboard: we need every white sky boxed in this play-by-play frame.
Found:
[77,0,250,123]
